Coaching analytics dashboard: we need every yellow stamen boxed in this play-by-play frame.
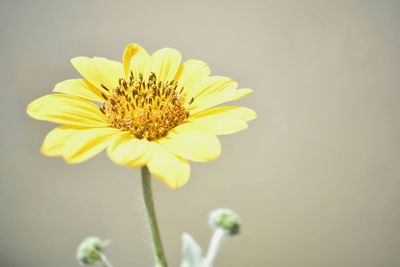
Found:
[100,72,191,141]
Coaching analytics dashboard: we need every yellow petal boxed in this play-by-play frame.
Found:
[189,76,237,99]
[151,48,182,82]
[27,94,107,127]
[122,43,151,80]
[71,57,123,92]
[147,144,190,189]
[159,123,221,162]
[53,79,105,102]
[41,126,78,156]
[107,132,153,167]
[190,88,253,114]
[63,127,120,164]
[176,59,210,94]
[190,106,257,135]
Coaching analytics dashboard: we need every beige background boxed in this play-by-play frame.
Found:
[1,0,400,266]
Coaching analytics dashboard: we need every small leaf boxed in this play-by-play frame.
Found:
[180,233,205,267]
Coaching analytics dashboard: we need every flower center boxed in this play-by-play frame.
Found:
[99,72,192,141]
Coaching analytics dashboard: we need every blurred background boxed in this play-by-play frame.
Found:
[1,0,400,266]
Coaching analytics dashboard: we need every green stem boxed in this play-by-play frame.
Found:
[141,166,168,267]
[100,253,114,267]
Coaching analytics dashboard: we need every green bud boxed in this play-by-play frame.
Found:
[208,208,241,236]
[76,237,110,265]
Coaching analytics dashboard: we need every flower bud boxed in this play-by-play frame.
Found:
[76,237,110,265]
[208,208,241,236]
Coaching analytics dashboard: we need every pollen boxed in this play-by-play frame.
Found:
[100,72,192,141]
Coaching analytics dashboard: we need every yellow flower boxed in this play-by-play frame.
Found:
[27,43,256,189]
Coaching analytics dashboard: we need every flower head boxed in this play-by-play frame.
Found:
[27,43,256,188]
[76,237,110,265]
[208,208,241,236]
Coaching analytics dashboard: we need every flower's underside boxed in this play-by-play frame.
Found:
[27,43,256,189]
